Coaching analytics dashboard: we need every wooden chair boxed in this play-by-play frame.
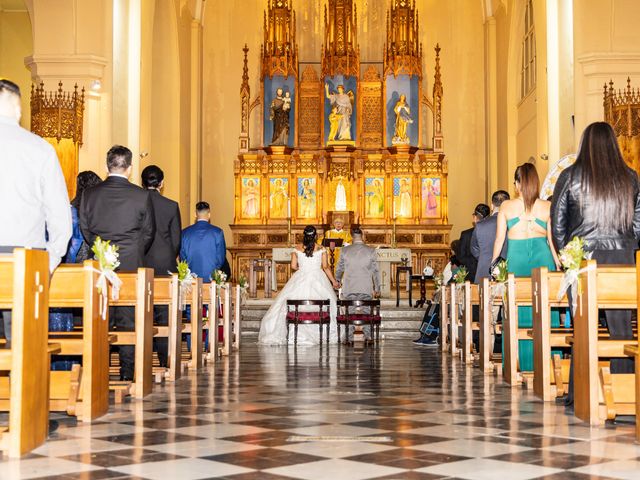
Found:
[503,274,534,387]
[478,277,503,374]
[459,281,479,365]
[108,268,155,401]
[152,275,182,382]
[573,260,637,425]
[177,277,203,370]
[249,259,272,299]
[531,267,570,402]
[623,251,640,441]
[336,299,381,344]
[47,261,110,421]
[203,283,242,359]
[0,249,57,457]
[286,300,331,345]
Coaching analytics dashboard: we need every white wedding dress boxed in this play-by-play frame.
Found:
[258,249,338,345]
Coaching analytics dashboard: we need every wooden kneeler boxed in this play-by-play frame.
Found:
[531,267,570,402]
[48,261,110,421]
[0,249,56,457]
[573,260,636,425]
[152,275,182,382]
[109,268,155,400]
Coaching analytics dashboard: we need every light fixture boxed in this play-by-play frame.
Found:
[90,80,101,91]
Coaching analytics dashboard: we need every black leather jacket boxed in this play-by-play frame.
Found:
[550,164,640,252]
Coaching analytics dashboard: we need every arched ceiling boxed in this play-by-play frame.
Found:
[0,0,27,11]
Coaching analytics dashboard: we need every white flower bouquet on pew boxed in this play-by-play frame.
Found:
[557,236,592,314]
[453,266,468,284]
[212,269,227,285]
[91,237,122,319]
[176,260,197,310]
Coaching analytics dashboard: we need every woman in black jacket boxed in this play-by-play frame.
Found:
[551,121,640,372]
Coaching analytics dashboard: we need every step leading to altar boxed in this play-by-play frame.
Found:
[240,298,425,339]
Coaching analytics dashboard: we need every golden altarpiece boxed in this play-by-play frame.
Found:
[604,78,640,173]
[230,0,451,286]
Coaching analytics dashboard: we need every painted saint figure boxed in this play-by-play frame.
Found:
[299,178,316,218]
[243,179,260,218]
[325,83,354,141]
[270,178,288,218]
[327,106,342,142]
[270,87,290,145]
[395,178,412,218]
[366,178,384,217]
[392,94,413,145]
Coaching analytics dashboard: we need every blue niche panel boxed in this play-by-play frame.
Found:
[263,76,296,147]
[385,74,419,147]
[323,75,357,145]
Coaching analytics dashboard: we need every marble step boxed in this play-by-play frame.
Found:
[240,299,426,339]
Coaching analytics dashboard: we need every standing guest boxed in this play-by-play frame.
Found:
[180,201,226,281]
[141,165,181,368]
[321,216,352,271]
[80,145,155,381]
[492,163,559,372]
[0,78,72,340]
[552,122,640,374]
[66,171,102,263]
[458,203,490,282]
[471,190,510,283]
[335,227,381,345]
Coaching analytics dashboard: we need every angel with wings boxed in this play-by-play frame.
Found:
[325,83,354,141]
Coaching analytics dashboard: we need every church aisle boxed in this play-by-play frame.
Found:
[1,340,639,480]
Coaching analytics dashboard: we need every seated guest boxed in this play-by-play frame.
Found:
[0,79,72,342]
[180,201,226,282]
[65,171,102,263]
[471,190,510,283]
[458,204,490,282]
[80,145,156,381]
[142,165,181,368]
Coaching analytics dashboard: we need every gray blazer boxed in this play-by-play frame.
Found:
[471,213,506,284]
[335,241,381,296]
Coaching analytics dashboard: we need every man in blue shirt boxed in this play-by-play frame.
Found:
[180,201,226,282]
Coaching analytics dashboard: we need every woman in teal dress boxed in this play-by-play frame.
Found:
[492,163,559,372]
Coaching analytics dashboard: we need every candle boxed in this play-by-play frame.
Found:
[287,198,291,218]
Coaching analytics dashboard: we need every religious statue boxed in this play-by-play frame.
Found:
[334,177,347,211]
[243,178,260,217]
[392,94,413,145]
[327,106,342,142]
[270,87,291,145]
[270,178,288,218]
[325,83,354,141]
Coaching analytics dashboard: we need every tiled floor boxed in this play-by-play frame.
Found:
[2,340,639,479]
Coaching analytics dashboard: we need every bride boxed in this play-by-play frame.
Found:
[258,225,340,345]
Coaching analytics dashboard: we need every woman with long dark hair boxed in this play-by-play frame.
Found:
[492,162,559,371]
[552,122,640,372]
[65,171,102,263]
[259,225,340,345]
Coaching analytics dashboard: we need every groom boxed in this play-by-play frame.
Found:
[335,227,381,345]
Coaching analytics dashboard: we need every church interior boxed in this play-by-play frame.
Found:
[3,0,640,478]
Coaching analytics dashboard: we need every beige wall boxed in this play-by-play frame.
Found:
[202,0,487,241]
[0,8,32,128]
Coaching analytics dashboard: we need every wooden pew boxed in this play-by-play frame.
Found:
[450,284,459,357]
[109,268,154,400]
[478,277,502,374]
[531,267,570,402]
[503,274,534,387]
[459,281,479,365]
[208,283,242,357]
[623,251,640,441]
[573,260,636,425]
[47,261,109,421]
[202,282,217,363]
[152,275,182,382]
[439,284,449,353]
[0,249,56,457]
[182,277,203,369]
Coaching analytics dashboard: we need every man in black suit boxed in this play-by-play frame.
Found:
[80,145,155,380]
[457,203,490,283]
[141,165,181,367]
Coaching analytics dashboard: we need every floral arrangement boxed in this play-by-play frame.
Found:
[491,259,509,283]
[212,269,228,285]
[175,260,197,310]
[238,275,248,289]
[91,237,122,319]
[557,236,591,312]
[453,266,468,284]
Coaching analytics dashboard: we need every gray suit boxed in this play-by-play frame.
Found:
[471,213,506,284]
[335,240,381,340]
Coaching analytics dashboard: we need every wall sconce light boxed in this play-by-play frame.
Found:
[90,80,102,91]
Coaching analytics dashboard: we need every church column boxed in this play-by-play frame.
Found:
[190,18,204,209]
[484,15,499,199]
[25,0,111,177]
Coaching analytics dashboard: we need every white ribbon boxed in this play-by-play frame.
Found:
[93,268,122,320]
[557,262,595,316]
[178,274,196,310]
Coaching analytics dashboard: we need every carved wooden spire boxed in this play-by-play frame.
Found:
[261,0,298,79]
[384,0,422,78]
[321,0,360,77]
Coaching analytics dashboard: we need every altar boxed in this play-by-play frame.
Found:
[229,0,452,287]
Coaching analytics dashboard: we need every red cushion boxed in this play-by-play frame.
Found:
[286,311,330,322]
[337,314,381,324]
